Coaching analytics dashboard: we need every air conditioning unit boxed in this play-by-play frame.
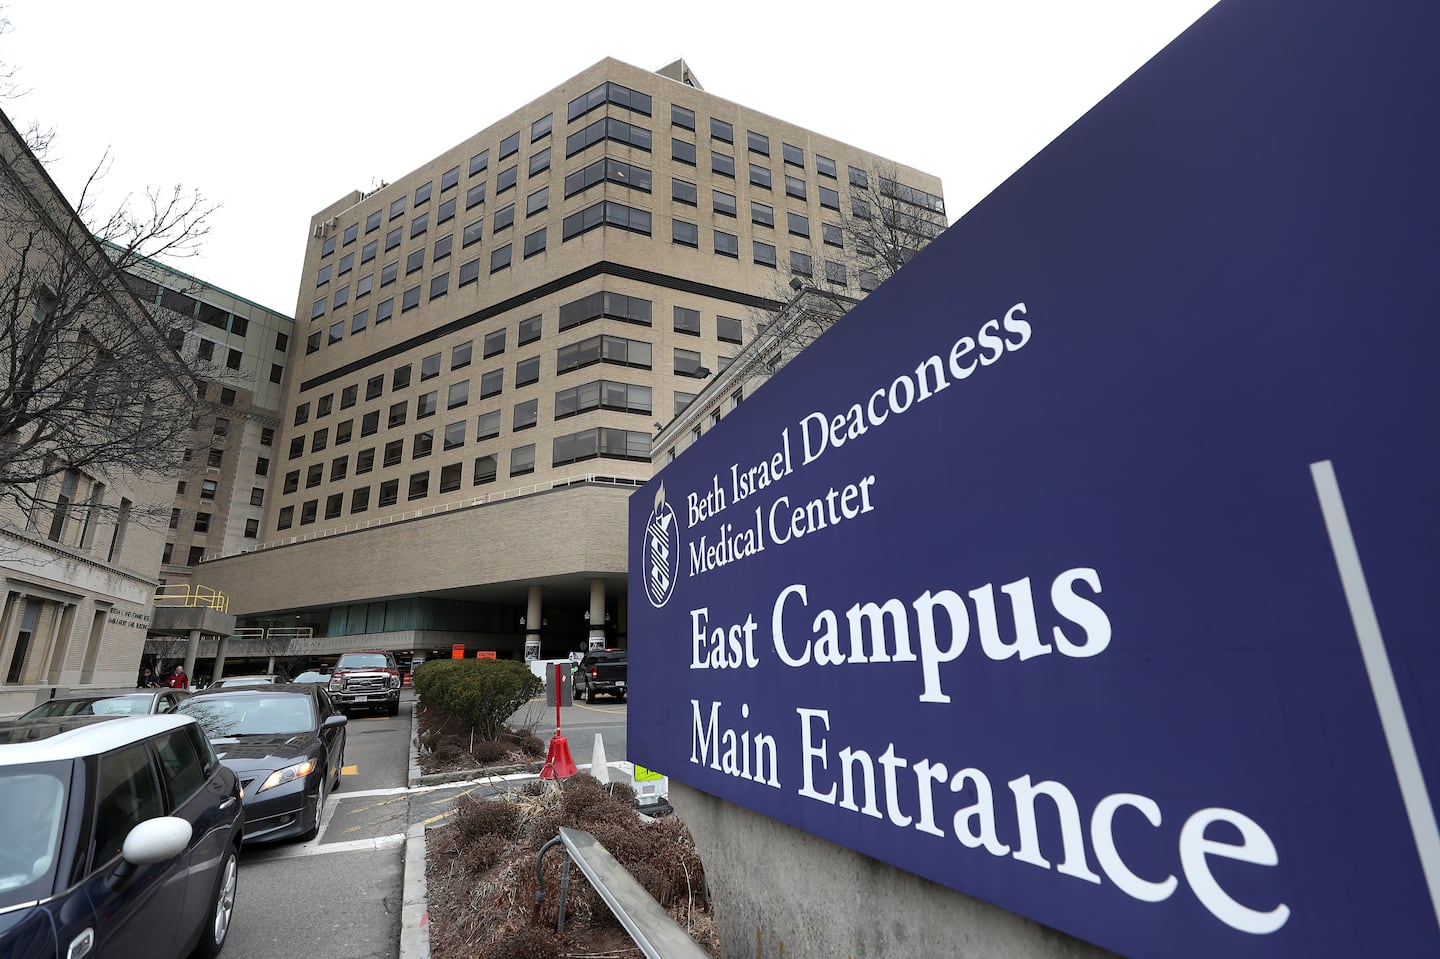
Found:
[313,225,323,238]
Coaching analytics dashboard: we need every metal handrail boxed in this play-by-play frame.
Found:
[153,583,230,613]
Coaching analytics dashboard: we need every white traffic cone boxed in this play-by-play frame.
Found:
[592,732,610,783]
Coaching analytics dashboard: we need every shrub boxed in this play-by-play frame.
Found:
[415,659,542,741]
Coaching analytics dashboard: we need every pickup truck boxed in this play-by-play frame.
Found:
[328,650,402,716]
[573,650,627,703]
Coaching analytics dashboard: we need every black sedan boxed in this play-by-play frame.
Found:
[177,684,346,844]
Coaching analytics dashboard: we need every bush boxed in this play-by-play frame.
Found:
[414,659,543,741]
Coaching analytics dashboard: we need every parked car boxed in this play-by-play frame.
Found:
[574,649,628,703]
[177,684,346,844]
[207,674,286,689]
[0,713,244,958]
[291,670,328,684]
[19,688,190,718]
[328,651,402,717]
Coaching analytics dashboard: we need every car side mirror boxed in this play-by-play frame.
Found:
[120,817,192,868]
[322,713,348,728]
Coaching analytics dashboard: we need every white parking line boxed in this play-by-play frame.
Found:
[244,833,406,861]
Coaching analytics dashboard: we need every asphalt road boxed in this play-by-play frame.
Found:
[221,690,632,959]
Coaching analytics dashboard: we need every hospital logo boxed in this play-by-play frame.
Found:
[643,483,681,609]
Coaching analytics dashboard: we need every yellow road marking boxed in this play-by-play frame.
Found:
[341,765,359,776]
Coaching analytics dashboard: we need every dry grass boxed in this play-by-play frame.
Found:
[418,701,717,959]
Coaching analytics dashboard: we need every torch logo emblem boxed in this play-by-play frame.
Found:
[643,482,680,609]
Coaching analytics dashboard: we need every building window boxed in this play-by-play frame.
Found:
[477,409,501,440]
[490,244,512,273]
[552,427,651,466]
[389,196,407,220]
[753,240,776,267]
[361,410,380,436]
[194,512,211,533]
[790,251,813,276]
[713,189,736,218]
[381,261,399,286]
[500,130,521,159]
[378,479,399,508]
[819,185,841,211]
[463,218,483,248]
[408,471,430,501]
[747,130,770,155]
[516,356,540,386]
[848,165,869,188]
[317,264,332,287]
[389,401,408,429]
[518,315,542,345]
[452,341,473,370]
[749,163,772,190]
[714,231,739,258]
[402,285,422,312]
[416,391,438,419]
[674,348,703,376]
[244,518,259,539]
[270,363,284,384]
[565,157,652,198]
[497,165,518,194]
[413,430,434,458]
[351,486,371,513]
[356,447,375,474]
[469,149,489,177]
[415,181,433,206]
[674,306,701,336]
[523,227,547,258]
[357,272,375,298]
[331,456,348,481]
[495,203,518,233]
[785,175,807,200]
[554,379,652,419]
[480,368,504,398]
[366,210,383,233]
[361,239,377,264]
[671,138,696,166]
[383,440,404,467]
[437,197,457,225]
[788,211,810,238]
[200,479,218,500]
[672,178,697,206]
[366,375,385,400]
[784,143,804,167]
[444,420,466,450]
[672,219,698,248]
[394,365,413,390]
[459,258,481,287]
[429,273,449,300]
[385,227,402,252]
[484,328,506,358]
[406,249,425,275]
[352,309,369,334]
[710,117,733,143]
[473,454,498,485]
[528,147,551,177]
[823,222,844,247]
[825,260,848,286]
[283,470,299,494]
[510,444,536,477]
[711,151,735,178]
[717,315,743,344]
[466,182,487,210]
[513,398,538,431]
[306,463,323,488]
[434,234,453,261]
[817,154,837,178]
[376,298,394,324]
[250,486,266,507]
[561,201,651,241]
[256,456,270,476]
[329,321,344,346]
[531,112,553,142]
[441,165,461,192]
[557,291,652,331]
[526,187,549,218]
[277,505,294,530]
[671,104,695,129]
[556,333,651,374]
[339,252,354,276]
[325,493,343,520]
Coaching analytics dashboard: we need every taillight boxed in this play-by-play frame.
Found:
[591,667,599,678]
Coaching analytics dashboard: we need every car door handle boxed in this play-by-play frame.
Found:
[220,798,237,811]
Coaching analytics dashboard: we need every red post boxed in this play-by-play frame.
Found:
[554,662,563,730]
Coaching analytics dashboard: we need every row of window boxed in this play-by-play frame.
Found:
[273,427,651,529]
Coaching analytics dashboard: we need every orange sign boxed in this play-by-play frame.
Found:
[475,650,497,659]
[451,644,465,659]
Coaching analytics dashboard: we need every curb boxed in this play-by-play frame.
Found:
[400,696,429,959]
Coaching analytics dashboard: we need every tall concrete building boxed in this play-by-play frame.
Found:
[201,57,944,666]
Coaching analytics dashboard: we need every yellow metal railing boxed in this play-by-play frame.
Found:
[228,626,315,641]
[153,583,230,613]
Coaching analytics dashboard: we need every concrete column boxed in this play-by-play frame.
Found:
[183,628,201,680]
[212,634,230,682]
[587,577,606,651]
[43,603,78,685]
[0,590,22,678]
[524,584,542,662]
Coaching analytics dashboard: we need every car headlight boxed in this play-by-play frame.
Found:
[389,674,401,689]
[257,759,317,793]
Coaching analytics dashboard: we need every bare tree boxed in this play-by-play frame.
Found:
[745,161,948,368]
[0,105,217,522]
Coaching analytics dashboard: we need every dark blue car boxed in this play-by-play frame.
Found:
[0,714,244,958]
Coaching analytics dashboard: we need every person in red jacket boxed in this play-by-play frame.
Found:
[166,664,189,689]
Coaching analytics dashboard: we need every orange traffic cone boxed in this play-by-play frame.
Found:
[541,732,577,779]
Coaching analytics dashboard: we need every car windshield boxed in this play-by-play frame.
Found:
[588,652,626,664]
[21,694,152,718]
[212,678,273,688]
[0,763,68,908]
[178,694,315,737]
[338,654,389,668]
[292,672,326,683]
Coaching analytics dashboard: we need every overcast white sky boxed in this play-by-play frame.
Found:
[3,0,1218,314]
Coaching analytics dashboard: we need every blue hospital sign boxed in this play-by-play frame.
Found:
[627,0,1440,956]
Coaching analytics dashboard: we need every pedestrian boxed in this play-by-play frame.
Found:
[166,664,189,689]
[136,666,157,688]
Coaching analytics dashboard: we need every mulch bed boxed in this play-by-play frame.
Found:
[417,704,720,959]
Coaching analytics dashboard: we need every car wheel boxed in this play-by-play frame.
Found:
[332,746,344,791]
[387,699,400,718]
[195,844,238,958]
[584,686,595,704]
[301,773,327,841]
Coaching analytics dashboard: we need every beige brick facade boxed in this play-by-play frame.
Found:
[200,57,943,662]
